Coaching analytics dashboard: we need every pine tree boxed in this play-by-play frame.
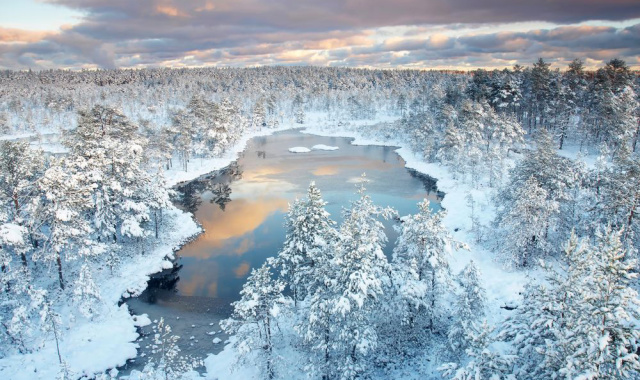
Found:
[499,230,640,379]
[222,262,287,379]
[441,321,513,380]
[448,261,487,356]
[329,176,395,379]
[274,182,336,306]
[573,227,640,378]
[391,199,465,335]
[0,140,44,223]
[496,176,558,267]
[72,263,101,318]
[34,162,103,289]
[64,105,169,244]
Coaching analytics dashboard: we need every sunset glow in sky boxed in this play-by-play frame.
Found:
[0,0,639,70]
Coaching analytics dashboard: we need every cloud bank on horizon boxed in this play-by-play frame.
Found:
[0,0,639,70]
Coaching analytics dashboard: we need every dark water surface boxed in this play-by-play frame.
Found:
[122,129,443,373]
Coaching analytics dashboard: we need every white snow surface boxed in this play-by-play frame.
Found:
[312,144,339,151]
[0,223,27,245]
[288,146,311,153]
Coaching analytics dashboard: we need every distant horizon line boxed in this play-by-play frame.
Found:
[2,62,639,74]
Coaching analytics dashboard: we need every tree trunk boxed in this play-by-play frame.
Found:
[265,317,274,379]
[154,210,159,238]
[56,254,65,290]
[12,191,19,220]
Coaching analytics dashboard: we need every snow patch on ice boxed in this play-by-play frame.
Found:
[288,146,311,153]
[312,144,339,151]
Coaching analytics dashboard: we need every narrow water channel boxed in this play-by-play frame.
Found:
[122,129,443,373]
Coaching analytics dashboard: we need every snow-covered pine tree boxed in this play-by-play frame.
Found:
[496,175,558,267]
[329,176,395,379]
[440,321,513,380]
[295,248,337,379]
[589,144,640,248]
[448,260,487,356]
[391,199,465,336]
[273,181,336,305]
[72,263,101,319]
[499,129,576,206]
[171,109,195,171]
[64,105,170,245]
[499,229,640,379]
[222,262,287,379]
[571,227,640,378]
[34,162,103,289]
[0,140,44,223]
[0,140,44,267]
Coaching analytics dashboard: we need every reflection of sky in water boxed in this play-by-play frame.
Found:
[175,129,442,299]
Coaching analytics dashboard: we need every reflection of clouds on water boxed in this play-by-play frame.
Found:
[234,238,254,255]
[181,198,288,259]
[178,266,220,297]
[173,130,444,301]
[346,176,371,184]
[231,166,298,198]
[233,262,251,278]
[242,166,286,182]
[313,165,340,176]
[180,273,215,297]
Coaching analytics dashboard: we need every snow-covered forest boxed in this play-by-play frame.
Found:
[1,59,640,379]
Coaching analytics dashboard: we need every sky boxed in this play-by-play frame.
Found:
[0,0,639,70]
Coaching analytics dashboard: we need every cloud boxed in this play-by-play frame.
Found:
[0,0,639,69]
[0,28,55,43]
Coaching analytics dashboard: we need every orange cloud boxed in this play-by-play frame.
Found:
[0,27,53,43]
[156,5,187,17]
[196,1,216,12]
[304,35,372,50]
[428,34,450,48]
